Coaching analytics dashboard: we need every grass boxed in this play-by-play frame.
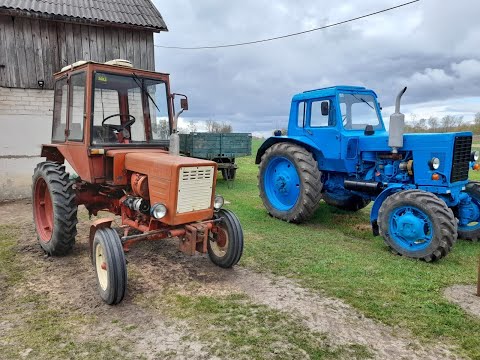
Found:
[138,291,372,359]
[0,225,24,286]
[215,139,480,359]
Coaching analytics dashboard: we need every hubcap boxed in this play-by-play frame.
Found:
[389,206,433,251]
[96,243,108,291]
[34,178,54,243]
[210,227,229,258]
[264,157,300,211]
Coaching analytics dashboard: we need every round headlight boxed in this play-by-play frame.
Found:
[472,151,479,162]
[214,195,224,210]
[429,157,440,170]
[151,203,167,219]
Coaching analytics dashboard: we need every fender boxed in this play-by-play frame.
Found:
[255,136,322,164]
[370,184,415,236]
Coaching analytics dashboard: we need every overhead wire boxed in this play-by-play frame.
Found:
[154,0,420,50]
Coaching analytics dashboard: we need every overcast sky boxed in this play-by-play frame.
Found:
[152,0,480,136]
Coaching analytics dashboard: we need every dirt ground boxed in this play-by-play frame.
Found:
[0,200,464,359]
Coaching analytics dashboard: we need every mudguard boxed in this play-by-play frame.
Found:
[255,136,322,164]
[370,184,413,236]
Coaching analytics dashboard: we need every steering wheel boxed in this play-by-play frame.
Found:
[101,114,136,132]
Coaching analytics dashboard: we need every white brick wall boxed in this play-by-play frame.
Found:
[0,87,54,201]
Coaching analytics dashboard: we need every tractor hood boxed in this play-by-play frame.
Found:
[358,131,472,153]
[359,131,473,185]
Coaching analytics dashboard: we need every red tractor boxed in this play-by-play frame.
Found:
[32,60,243,304]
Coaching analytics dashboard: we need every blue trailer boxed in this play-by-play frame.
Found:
[256,86,479,262]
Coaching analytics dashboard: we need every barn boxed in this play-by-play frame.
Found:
[0,0,167,200]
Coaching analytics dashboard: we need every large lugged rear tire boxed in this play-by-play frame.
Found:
[258,143,322,223]
[378,190,457,262]
[208,209,244,268]
[322,191,371,212]
[32,162,78,256]
[93,228,127,305]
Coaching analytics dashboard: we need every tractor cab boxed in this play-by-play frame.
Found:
[43,60,189,184]
[50,59,185,148]
[285,86,387,173]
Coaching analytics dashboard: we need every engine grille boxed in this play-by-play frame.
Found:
[177,166,214,214]
[450,136,472,183]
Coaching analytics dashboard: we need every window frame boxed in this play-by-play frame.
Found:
[90,71,171,146]
[51,76,69,143]
[307,98,335,128]
[67,71,87,142]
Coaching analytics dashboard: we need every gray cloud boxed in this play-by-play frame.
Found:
[153,0,480,133]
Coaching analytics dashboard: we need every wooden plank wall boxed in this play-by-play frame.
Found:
[0,15,155,90]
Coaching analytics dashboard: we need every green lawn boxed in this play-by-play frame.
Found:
[217,139,480,359]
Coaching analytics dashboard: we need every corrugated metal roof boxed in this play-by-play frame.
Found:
[0,0,168,31]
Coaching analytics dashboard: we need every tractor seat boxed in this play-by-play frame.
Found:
[92,126,118,144]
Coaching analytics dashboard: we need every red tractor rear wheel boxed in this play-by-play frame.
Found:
[32,162,78,256]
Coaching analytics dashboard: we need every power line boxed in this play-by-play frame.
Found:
[155,0,420,50]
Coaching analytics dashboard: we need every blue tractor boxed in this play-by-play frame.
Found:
[257,86,480,262]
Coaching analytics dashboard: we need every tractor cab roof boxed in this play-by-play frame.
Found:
[293,85,378,101]
[54,59,170,78]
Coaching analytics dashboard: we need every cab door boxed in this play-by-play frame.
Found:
[305,97,342,170]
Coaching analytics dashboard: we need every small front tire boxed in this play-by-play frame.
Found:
[93,228,127,305]
[378,190,456,262]
[208,209,244,268]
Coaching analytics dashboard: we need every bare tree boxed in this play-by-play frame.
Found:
[427,116,439,131]
[187,119,197,133]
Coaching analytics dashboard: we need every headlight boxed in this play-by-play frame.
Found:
[472,151,480,162]
[151,203,167,219]
[429,157,440,170]
[214,195,224,210]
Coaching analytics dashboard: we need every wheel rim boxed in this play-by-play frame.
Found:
[458,197,480,231]
[389,206,433,251]
[34,177,54,243]
[95,243,108,291]
[210,226,229,258]
[264,156,300,211]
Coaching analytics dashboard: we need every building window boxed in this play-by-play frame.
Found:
[52,77,68,142]
[68,72,86,141]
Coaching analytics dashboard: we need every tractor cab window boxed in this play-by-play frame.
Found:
[52,77,68,142]
[339,93,381,130]
[310,100,335,127]
[92,72,169,145]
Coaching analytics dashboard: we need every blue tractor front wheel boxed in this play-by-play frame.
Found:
[258,142,322,223]
[378,190,457,262]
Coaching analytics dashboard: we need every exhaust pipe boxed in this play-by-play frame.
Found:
[344,180,385,195]
[388,87,407,154]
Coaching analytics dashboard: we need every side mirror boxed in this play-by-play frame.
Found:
[321,101,329,116]
[180,98,189,111]
[364,125,375,136]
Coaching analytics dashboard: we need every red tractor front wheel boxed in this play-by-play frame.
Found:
[32,162,78,256]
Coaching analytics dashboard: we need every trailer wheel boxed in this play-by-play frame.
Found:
[457,182,480,241]
[32,162,78,256]
[208,209,243,268]
[322,191,371,211]
[221,168,237,180]
[258,142,322,223]
[378,190,456,262]
[93,228,127,305]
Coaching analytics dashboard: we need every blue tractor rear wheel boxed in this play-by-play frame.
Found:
[258,142,322,223]
[378,190,456,262]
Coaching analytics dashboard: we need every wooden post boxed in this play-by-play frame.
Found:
[477,256,480,297]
